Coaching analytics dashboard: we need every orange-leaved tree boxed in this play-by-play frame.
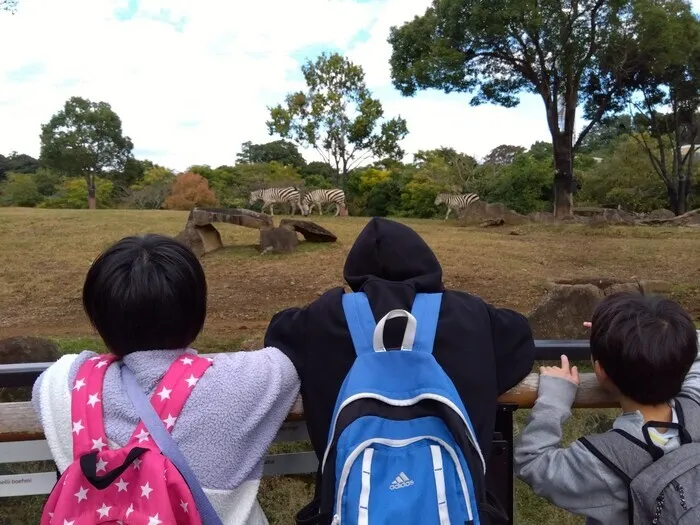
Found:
[165,172,218,210]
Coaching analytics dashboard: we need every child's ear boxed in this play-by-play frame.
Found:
[593,359,608,383]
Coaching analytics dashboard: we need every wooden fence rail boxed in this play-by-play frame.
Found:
[0,340,613,522]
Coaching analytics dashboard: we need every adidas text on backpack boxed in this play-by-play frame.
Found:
[41,353,219,525]
[315,292,488,525]
[580,395,700,525]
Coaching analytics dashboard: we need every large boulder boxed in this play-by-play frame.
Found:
[0,336,61,402]
[279,219,338,242]
[260,226,299,253]
[175,223,223,258]
[527,277,672,339]
[646,209,676,220]
[528,283,603,340]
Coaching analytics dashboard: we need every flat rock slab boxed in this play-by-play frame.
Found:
[279,219,338,242]
[260,226,299,253]
[190,207,273,229]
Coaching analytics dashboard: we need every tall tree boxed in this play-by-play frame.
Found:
[612,0,700,215]
[389,0,641,217]
[483,145,526,165]
[0,0,17,13]
[267,52,409,189]
[40,97,134,209]
[236,140,307,168]
[413,147,478,191]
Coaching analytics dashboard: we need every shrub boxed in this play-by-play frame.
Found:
[164,172,218,210]
[0,173,43,207]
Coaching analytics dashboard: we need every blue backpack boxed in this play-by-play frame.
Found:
[317,292,488,525]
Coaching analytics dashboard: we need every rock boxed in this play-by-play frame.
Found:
[259,226,299,253]
[639,279,672,294]
[601,208,636,225]
[175,223,223,258]
[527,283,604,339]
[0,336,61,402]
[638,208,700,226]
[480,218,505,227]
[190,207,272,229]
[529,211,556,223]
[279,219,338,242]
[646,209,675,220]
[529,277,673,339]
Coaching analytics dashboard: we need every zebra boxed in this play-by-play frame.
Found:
[249,187,304,216]
[301,188,347,216]
[434,192,480,220]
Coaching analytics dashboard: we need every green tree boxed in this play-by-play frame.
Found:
[40,96,134,209]
[577,115,632,154]
[388,0,656,217]
[611,1,700,214]
[0,152,40,181]
[236,140,306,168]
[413,148,478,191]
[480,153,552,214]
[0,174,42,207]
[0,0,17,13]
[40,178,114,209]
[268,52,409,190]
[577,135,668,212]
[483,145,526,165]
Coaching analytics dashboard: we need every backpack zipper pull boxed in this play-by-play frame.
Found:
[671,480,688,510]
[652,490,666,525]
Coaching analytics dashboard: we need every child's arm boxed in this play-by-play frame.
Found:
[679,331,700,402]
[515,357,624,520]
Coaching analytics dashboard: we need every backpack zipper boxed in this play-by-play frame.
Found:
[321,393,485,475]
[333,436,474,524]
[671,480,688,510]
[652,490,665,525]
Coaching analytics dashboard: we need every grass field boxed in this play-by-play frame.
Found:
[1,207,700,524]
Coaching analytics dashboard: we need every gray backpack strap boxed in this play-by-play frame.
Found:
[579,430,656,484]
[675,395,700,442]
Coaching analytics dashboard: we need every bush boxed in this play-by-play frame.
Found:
[38,177,114,209]
[164,172,218,210]
[399,174,441,218]
[0,173,43,207]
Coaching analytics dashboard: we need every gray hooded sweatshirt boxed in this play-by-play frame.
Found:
[514,332,700,525]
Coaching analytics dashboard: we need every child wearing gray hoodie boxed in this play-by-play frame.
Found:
[515,292,700,525]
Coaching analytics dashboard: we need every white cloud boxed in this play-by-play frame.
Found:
[2,0,699,171]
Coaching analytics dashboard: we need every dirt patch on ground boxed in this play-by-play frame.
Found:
[1,209,699,341]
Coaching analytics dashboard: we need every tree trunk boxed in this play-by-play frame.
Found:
[86,174,96,210]
[667,185,681,216]
[552,135,574,218]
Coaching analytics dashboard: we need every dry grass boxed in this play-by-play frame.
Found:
[1,207,700,524]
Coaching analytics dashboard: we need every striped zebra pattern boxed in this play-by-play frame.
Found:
[301,188,347,216]
[249,187,304,216]
[434,192,480,220]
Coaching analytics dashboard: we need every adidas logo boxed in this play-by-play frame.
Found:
[389,472,414,490]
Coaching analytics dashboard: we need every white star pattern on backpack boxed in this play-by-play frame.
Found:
[39,353,216,524]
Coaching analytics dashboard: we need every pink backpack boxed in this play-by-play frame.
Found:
[42,353,222,525]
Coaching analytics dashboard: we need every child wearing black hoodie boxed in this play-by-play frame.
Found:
[264,217,536,523]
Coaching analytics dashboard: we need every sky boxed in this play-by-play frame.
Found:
[1,0,698,171]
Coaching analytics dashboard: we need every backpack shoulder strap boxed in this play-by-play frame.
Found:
[675,395,700,442]
[70,355,118,458]
[126,353,213,446]
[579,429,656,484]
[410,293,443,354]
[342,292,377,356]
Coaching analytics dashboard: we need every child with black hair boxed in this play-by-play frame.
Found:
[32,234,299,525]
[515,292,700,525]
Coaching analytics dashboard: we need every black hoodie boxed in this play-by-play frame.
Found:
[264,217,535,510]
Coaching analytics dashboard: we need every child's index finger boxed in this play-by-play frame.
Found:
[583,321,592,328]
[561,354,570,372]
